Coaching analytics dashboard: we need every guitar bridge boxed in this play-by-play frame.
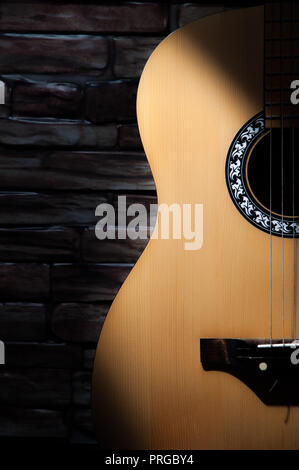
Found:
[200,338,299,406]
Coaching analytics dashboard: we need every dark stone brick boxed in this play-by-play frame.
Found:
[0,407,67,438]
[0,227,80,261]
[0,3,168,33]
[0,105,9,119]
[5,343,82,369]
[86,80,137,123]
[0,34,108,74]
[0,192,156,227]
[73,408,94,434]
[178,4,226,27]
[0,369,71,408]
[0,192,107,226]
[118,124,143,149]
[0,264,49,301]
[114,37,162,78]
[13,81,83,119]
[0,149,154,190]
[0,303,46,341]
[52,303,109,343]
[71,407,97,443]
[82,227,149,263]
[0,119,117,147]
[73,371,92,406]
[118,124,143,150]
[83,349,96,370]
[52,264,132,302]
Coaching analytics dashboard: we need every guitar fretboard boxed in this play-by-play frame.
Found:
[265,1,299,127]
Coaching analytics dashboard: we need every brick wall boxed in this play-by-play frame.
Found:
[0,1,250,445]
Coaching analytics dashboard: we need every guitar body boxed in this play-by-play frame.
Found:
[92,6,299,449]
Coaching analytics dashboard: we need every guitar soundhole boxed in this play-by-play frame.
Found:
[225,113,299,237]
[246,129,299,219]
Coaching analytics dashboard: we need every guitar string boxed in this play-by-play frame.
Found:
[291,0,296,342]
[280,0,285,346]
[269,0,273,346]
[293,125,296,340]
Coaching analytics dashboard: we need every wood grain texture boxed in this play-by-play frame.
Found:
[93,6,299,449]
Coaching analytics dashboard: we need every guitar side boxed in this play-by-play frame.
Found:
[92,6,299,449]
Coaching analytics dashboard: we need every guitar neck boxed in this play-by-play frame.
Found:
[265,1,299,128]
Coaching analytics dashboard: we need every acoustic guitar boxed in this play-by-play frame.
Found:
[92,3,299,449]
